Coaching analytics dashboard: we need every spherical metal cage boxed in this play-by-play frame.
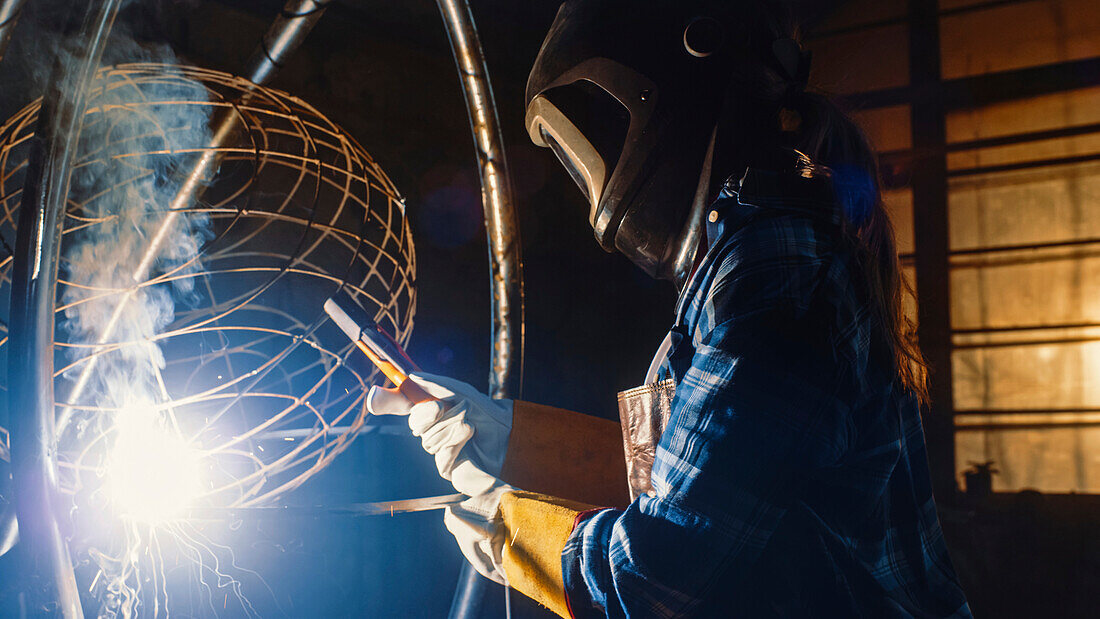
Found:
[0,63,416,510]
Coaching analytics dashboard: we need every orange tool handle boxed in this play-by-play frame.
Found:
[354,340,432,403]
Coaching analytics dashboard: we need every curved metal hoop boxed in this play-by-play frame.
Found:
[436,2,526,617]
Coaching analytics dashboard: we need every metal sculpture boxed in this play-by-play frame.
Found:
[1,62,415,614]
[0,0,523,615]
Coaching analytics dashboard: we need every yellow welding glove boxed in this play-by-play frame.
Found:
[499,490,597,618]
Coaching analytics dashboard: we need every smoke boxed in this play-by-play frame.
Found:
[8,3,219,615]
[60,56,213,407]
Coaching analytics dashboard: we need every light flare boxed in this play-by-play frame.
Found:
[106,400,203,524]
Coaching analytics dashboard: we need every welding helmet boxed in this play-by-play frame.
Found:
[526,0,807,279]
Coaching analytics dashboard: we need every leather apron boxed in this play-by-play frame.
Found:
[616,331,676,500]
[616,378,675,500]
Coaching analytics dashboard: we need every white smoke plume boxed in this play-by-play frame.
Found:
[13,4,222,615]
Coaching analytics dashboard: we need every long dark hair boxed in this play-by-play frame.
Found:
[795,92,929,404]
[729,3,929,403]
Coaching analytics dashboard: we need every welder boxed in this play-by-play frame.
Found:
[368,0,972,616]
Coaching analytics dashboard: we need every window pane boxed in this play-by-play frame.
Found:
[807,24,910,94]
[940,0,1100,79]
[947,87,1100,144]
[950,252,1100,331]
[956,423,1100,493]
[884,188,915,254]
[953,342,1100,411]
[853,105,913,152]
[947,85,1100,493]
[948,162,1100,251]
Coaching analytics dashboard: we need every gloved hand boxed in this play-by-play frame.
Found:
[366,372,514,583]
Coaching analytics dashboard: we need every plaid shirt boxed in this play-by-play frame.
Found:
[562,166,971,617]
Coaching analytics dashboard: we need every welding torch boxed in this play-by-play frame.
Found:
[324,290,432,403]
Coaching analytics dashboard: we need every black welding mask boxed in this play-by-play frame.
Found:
[526,0,804,280]
[526,0,731,280]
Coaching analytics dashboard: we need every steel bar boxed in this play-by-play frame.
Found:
[187,493,467,520]
[437,1,525,616]
[437,0,525,401]
[242,0,332,86]
[8,1,124,614]
[254,419,408,440]
[0,0,28,561]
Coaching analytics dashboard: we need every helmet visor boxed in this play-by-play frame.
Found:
[526,80,630,224]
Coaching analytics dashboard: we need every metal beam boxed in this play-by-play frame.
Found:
[908,0,957,504]
[842,56,1100,112]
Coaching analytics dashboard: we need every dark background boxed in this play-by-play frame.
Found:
[0,0,1097,617]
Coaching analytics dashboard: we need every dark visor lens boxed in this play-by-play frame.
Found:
[542,80,630,184]
[540,126,591,201]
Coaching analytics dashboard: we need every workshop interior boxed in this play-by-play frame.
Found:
[0,0,1096,616]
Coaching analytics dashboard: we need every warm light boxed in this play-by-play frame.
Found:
[106,401,203,523]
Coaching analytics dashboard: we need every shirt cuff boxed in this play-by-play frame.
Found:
[561,508,621,619]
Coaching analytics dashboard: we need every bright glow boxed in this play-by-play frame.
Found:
[106,401,203,523]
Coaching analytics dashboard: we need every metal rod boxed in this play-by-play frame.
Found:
[187,493,466,520]
[437,0,524,401]
[437,1,525,617]
[0,0,28,561]
[8,1,124,614]
[241,0,332,86]
[253,420,408,440]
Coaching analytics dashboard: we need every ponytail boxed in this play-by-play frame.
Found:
[719,0,929,402]
[788,91,929,403]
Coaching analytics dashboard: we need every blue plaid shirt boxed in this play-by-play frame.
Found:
[562,166,971,617]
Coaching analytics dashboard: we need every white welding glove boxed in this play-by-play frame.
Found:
[366,372,514,584]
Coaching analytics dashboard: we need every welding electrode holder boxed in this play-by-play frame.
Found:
[324,291,432,403]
